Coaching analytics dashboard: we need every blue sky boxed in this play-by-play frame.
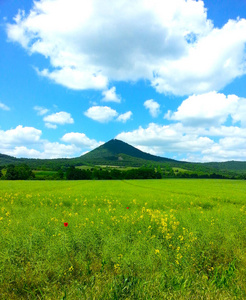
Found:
[1,0,246,162]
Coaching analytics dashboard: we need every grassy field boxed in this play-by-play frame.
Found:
[0,179,245,299]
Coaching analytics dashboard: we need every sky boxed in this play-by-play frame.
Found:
[1,0,246,162]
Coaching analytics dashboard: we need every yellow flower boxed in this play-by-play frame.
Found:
[114,264,121,273]
[155,249,160,254]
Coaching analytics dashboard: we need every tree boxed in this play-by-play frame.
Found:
[15,164,35,180]
[5,164,35,180]
[57,169,64,179]
[66,166,91,180]
[5,165,18,180]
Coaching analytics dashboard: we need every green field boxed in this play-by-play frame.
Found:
[0,179,246,299]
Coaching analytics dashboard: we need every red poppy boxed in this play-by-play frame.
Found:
[64,222,68,227]
[126,207,129,209]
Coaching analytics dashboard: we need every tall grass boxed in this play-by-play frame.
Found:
[0,179,245,299]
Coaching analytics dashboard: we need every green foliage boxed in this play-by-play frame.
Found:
[0,180,246,299]
[66,166,92,180]
[5,164,35,180]
[81,139,176,164]
[65,166,162,180]
[1,139,246,179]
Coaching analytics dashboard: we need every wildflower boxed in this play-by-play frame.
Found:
[114,264,120,273]
[155,249,160,254]
[64,222,68,227]
[127,207,129,209]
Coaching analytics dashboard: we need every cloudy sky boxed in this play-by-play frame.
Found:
[1,0,246,162]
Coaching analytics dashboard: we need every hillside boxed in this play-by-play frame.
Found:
[204,161,246,173]
[80,139,179,166]
[0,153,18,165]
[0,139,246,176]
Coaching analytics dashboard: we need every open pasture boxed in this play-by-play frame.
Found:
[0,179,246,299]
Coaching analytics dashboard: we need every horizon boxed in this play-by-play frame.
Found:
[1,0,246,163]
[1,138,243,164]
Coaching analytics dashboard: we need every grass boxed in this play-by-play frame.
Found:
[0,179,246,299]
[33,170,59,179]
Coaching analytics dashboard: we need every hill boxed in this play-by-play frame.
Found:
[0,139,246,177]
[80,139,179,166]
[0,153,19,165]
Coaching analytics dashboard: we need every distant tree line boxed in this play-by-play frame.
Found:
[1,163,246,180]
[66,166,162,180]
[65,166,246,180]
[0,164,35,180]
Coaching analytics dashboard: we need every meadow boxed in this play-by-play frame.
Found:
[0,179,245,299]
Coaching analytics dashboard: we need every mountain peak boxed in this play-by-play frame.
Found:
[81,138,176,165]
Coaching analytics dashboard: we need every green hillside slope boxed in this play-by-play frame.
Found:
[0,139,246,176]
[80,139,178,165]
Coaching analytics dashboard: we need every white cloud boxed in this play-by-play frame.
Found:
[7,0,246,95]
[84,106,118,123]
[43,111,74,125]
[165,92,246,128]
[61,132,103,148]
[84,106,132,123]
[144,99,160,117]
[231,98,246,127]
[165,92,238,126]
[0,125,102,159]
[40,142,81,159]
[116,121,246,162]
[45,123,57,129]
[0,125,42,147]
[151,19,246,95]
[38,68,108,90]
[117,111,132,123]
[116,122,214,156]
[201,137,246,162]
[3,143,81,159]
[0,102,10,111]
[102,87,121,103]
[34,106,49,115]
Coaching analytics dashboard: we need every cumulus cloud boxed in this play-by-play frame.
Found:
[7,0,246,95]
[165,92,246,127]
[116,111,132,123]
[0,102,10,111]
[1,143,80,159]
[33,106,49,115]
[38,68,108,90]
[45,123,57,129]
[0,125,42,148]
[84,106,118,123]
[151,19,246,95]
[102,87,121,103]
[43,111,74,125]
[116,121,246,162]
[0,125,102,159]
[165,92,238,126]
[231,98,246,127]
[38,142,81,159]
[61,132,103,148]
[116,123,214,156]
[201,137,246,162]
[84,106,132,123]
[144,99,160,117]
